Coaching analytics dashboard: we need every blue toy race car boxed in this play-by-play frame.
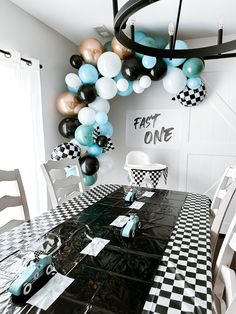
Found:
[121,214,141,238]
[124,188,138,203]
[9,254,54,297]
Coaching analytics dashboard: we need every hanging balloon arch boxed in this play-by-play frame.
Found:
[52,31,207,186]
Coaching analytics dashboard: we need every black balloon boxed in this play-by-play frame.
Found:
[121,58,142,81]
[58,117,81,139]
[77,84,97,104]
[80,156,99,176]
[146,59,167,81]
[96,135,108,147]
[70,55,83,69]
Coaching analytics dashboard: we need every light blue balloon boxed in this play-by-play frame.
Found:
[87,144,103,157]
[163,40,188,67]
[113,72,123,82]
[142,55,157,69]
[118,81,133,96]
[95,112,108,125]
[136,36,158,59]
[83,173,97,186]
[134,31,147,43]
[114,72,133,96]
[187,77,202,89]
[65,166,77,177]
[70,138,80,146]
[94,121,113,137]
[154,35,168,49]
[78,64,99,84]
[74,125,94,146]
[67,85,79,94]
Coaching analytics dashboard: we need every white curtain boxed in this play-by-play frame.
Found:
[0,49,47,220]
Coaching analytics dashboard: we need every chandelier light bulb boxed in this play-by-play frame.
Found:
[130,15,136,26]
[168,22,175,36]
[218,17,224,45]
[218,17,224,30]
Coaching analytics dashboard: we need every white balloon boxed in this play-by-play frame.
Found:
[116,78,129,92]
[95,77,117,99]
[65,73,81,89]
[163,67,187,94]
[98,153,114,174]
[97,52,122,78]
[139,75,152,89]
[78,107,96,125]
[88,97,110,113]
[133,80,145,94]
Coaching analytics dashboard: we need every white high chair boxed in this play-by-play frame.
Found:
[124,151,167,188]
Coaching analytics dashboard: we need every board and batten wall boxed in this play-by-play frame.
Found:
[98,35,236,233]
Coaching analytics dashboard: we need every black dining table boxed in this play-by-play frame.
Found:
[0,184,212,314]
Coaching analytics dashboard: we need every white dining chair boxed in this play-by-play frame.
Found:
[0,169,30,234]
[211,166,236,215]
[210,166,236,259]
[41,158,86,208]
[213,209,236,314]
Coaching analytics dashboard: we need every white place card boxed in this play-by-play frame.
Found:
[27,273,74,310]
[129,201,145,210]
[110,216,130,227]
[80,237,110,257]
[142,191,155,197]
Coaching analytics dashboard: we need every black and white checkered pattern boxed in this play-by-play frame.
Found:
[93,126,115,152]
[0,184,120,262]
[131,167,168,188]
[0,186,212,313]
[51,142,81,160]
[143,193,212,314]
[176,83,207,107]
[34,250,45,261]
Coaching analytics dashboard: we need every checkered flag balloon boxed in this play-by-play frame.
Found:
[51,142,81,160]
[93,127,115,152]
[175,82,207,107]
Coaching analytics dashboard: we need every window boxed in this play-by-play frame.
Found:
[0,50,47,223]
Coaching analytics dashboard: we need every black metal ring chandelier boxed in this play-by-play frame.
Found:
[113,0,236,60]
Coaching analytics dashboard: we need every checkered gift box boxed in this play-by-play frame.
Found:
[176,82,207,107]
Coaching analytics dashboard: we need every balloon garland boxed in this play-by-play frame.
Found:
[53,31,207,186]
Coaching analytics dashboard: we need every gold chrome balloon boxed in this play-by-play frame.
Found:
[111,37,133,60]
[79,38,104,65]
[55,92,87,116]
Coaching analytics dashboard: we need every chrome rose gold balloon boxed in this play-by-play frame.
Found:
[111,37,133,60]
[55,92,87,116]
[79,38,104,65]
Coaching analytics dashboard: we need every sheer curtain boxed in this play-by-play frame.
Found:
[0,49,47,221]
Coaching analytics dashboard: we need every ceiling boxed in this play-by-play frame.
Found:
[10,0,236,45]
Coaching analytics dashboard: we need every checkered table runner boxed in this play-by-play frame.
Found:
[0,184,120,262]
[0,186,212,313]
[131,167,168,188]
[143,192,212,314]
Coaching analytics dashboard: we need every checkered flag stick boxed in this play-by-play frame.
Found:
[93,126,115,152]
[34,250,45,262]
